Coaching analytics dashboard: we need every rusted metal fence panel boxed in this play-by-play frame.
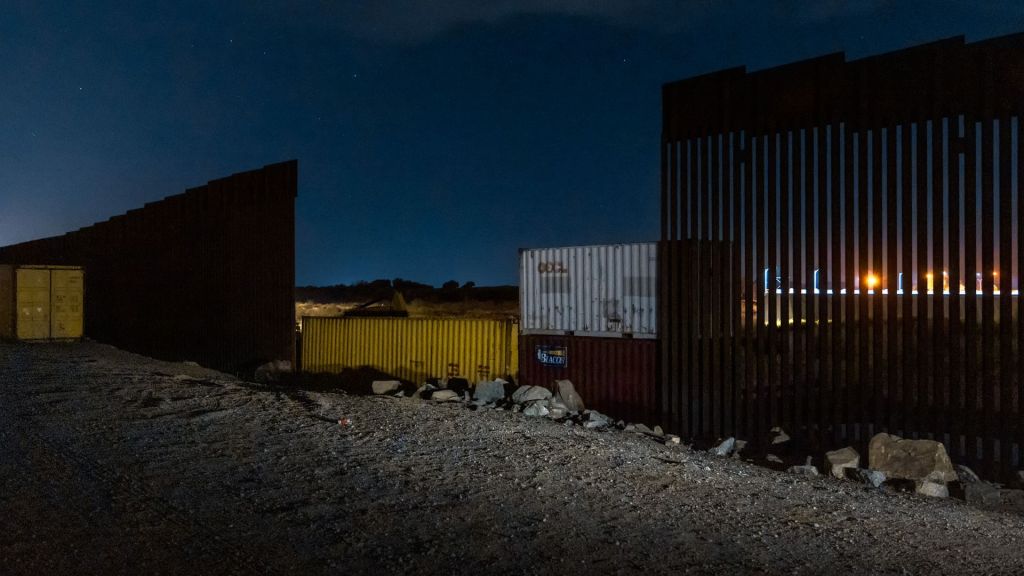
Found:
[0,161,297,375]
[661,34,1024,479]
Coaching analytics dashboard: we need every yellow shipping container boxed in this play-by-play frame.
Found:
[0,265,84,341]
[301,317,518,383]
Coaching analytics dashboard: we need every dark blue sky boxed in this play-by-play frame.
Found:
[2,1,1021,286]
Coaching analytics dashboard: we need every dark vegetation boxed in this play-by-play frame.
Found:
[296,279,518,304]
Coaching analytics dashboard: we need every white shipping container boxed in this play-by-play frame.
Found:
[519,242,658,338]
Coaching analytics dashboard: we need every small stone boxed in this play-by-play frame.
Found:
[254,360,292,383]
[915,480,949,498]
[523,403,550,417]
[825,447,861,480]
[554,379,586,412]
[586,410,610,424]
[787,463,820,477]
[852,468,886,488]
[473,379,507,404]
[372,380,402,395]
[665,434,681,445]
[632,423,654,435]
[584,419,609,429]
[653,426,664,437]
[512,385,553,404]
[548,407,567,419]
[624,424,637,432]
[965,482,1001,508]
[955,464,981,484]
[709,437,735,457]
[770,427,790,445]
[766,454,784,464]
[431,390,460,402]
[1001,489,1024,514]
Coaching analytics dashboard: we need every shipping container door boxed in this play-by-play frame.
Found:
[0,266,13,339]
[16,269,50,340]
[51,269,84,339]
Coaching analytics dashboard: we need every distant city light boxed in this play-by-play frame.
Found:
[865,273,880,291]
[760,268,1017,296]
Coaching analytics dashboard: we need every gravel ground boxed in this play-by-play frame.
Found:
[2,341,1024,575]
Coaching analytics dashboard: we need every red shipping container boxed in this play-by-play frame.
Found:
[518,334,658,426]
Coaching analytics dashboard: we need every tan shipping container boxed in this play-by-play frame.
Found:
[0,265,84,341]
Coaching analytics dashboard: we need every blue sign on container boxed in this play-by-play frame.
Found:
[535,345,567,367]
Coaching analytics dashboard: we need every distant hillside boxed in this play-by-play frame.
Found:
[295,279,518,305]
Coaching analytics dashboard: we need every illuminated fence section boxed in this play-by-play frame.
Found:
[659,34,1024,479]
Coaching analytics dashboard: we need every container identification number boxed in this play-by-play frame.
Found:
[537,261,568,274]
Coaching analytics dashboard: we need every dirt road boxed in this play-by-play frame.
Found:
[2,341,1023,575]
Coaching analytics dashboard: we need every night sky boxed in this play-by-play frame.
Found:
[2,2,1022,286]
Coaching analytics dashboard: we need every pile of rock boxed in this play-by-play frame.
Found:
[370,377,504,403]
[784,432,1024,506]
[368,377,669,438]
[507,380,619,429]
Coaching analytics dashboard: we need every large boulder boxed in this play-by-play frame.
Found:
[523,403,550,418]
[583,410,611,429]
[554,379,586,412]
[709,437,735,457]
[955,464,981,484]
[965,482,1001,508]
[254,360,292,383]
[769,427,791,445]
[852,468,886,488]
[825,447,860,480]
[473,379,507,404]
[414,382,437,399]
[431,390,460,402]
[512,385,552,404]
[372,380,401,395]
[915,480,949,498]
[868,433,956,483]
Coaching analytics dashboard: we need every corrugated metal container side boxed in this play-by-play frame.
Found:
[520,243,658,338]
[0,265,84,341]
[50,268,84,339]
[0,265,13,339]
[518,334,658,425]
[15,268,49,340]
[302,317,519,384]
